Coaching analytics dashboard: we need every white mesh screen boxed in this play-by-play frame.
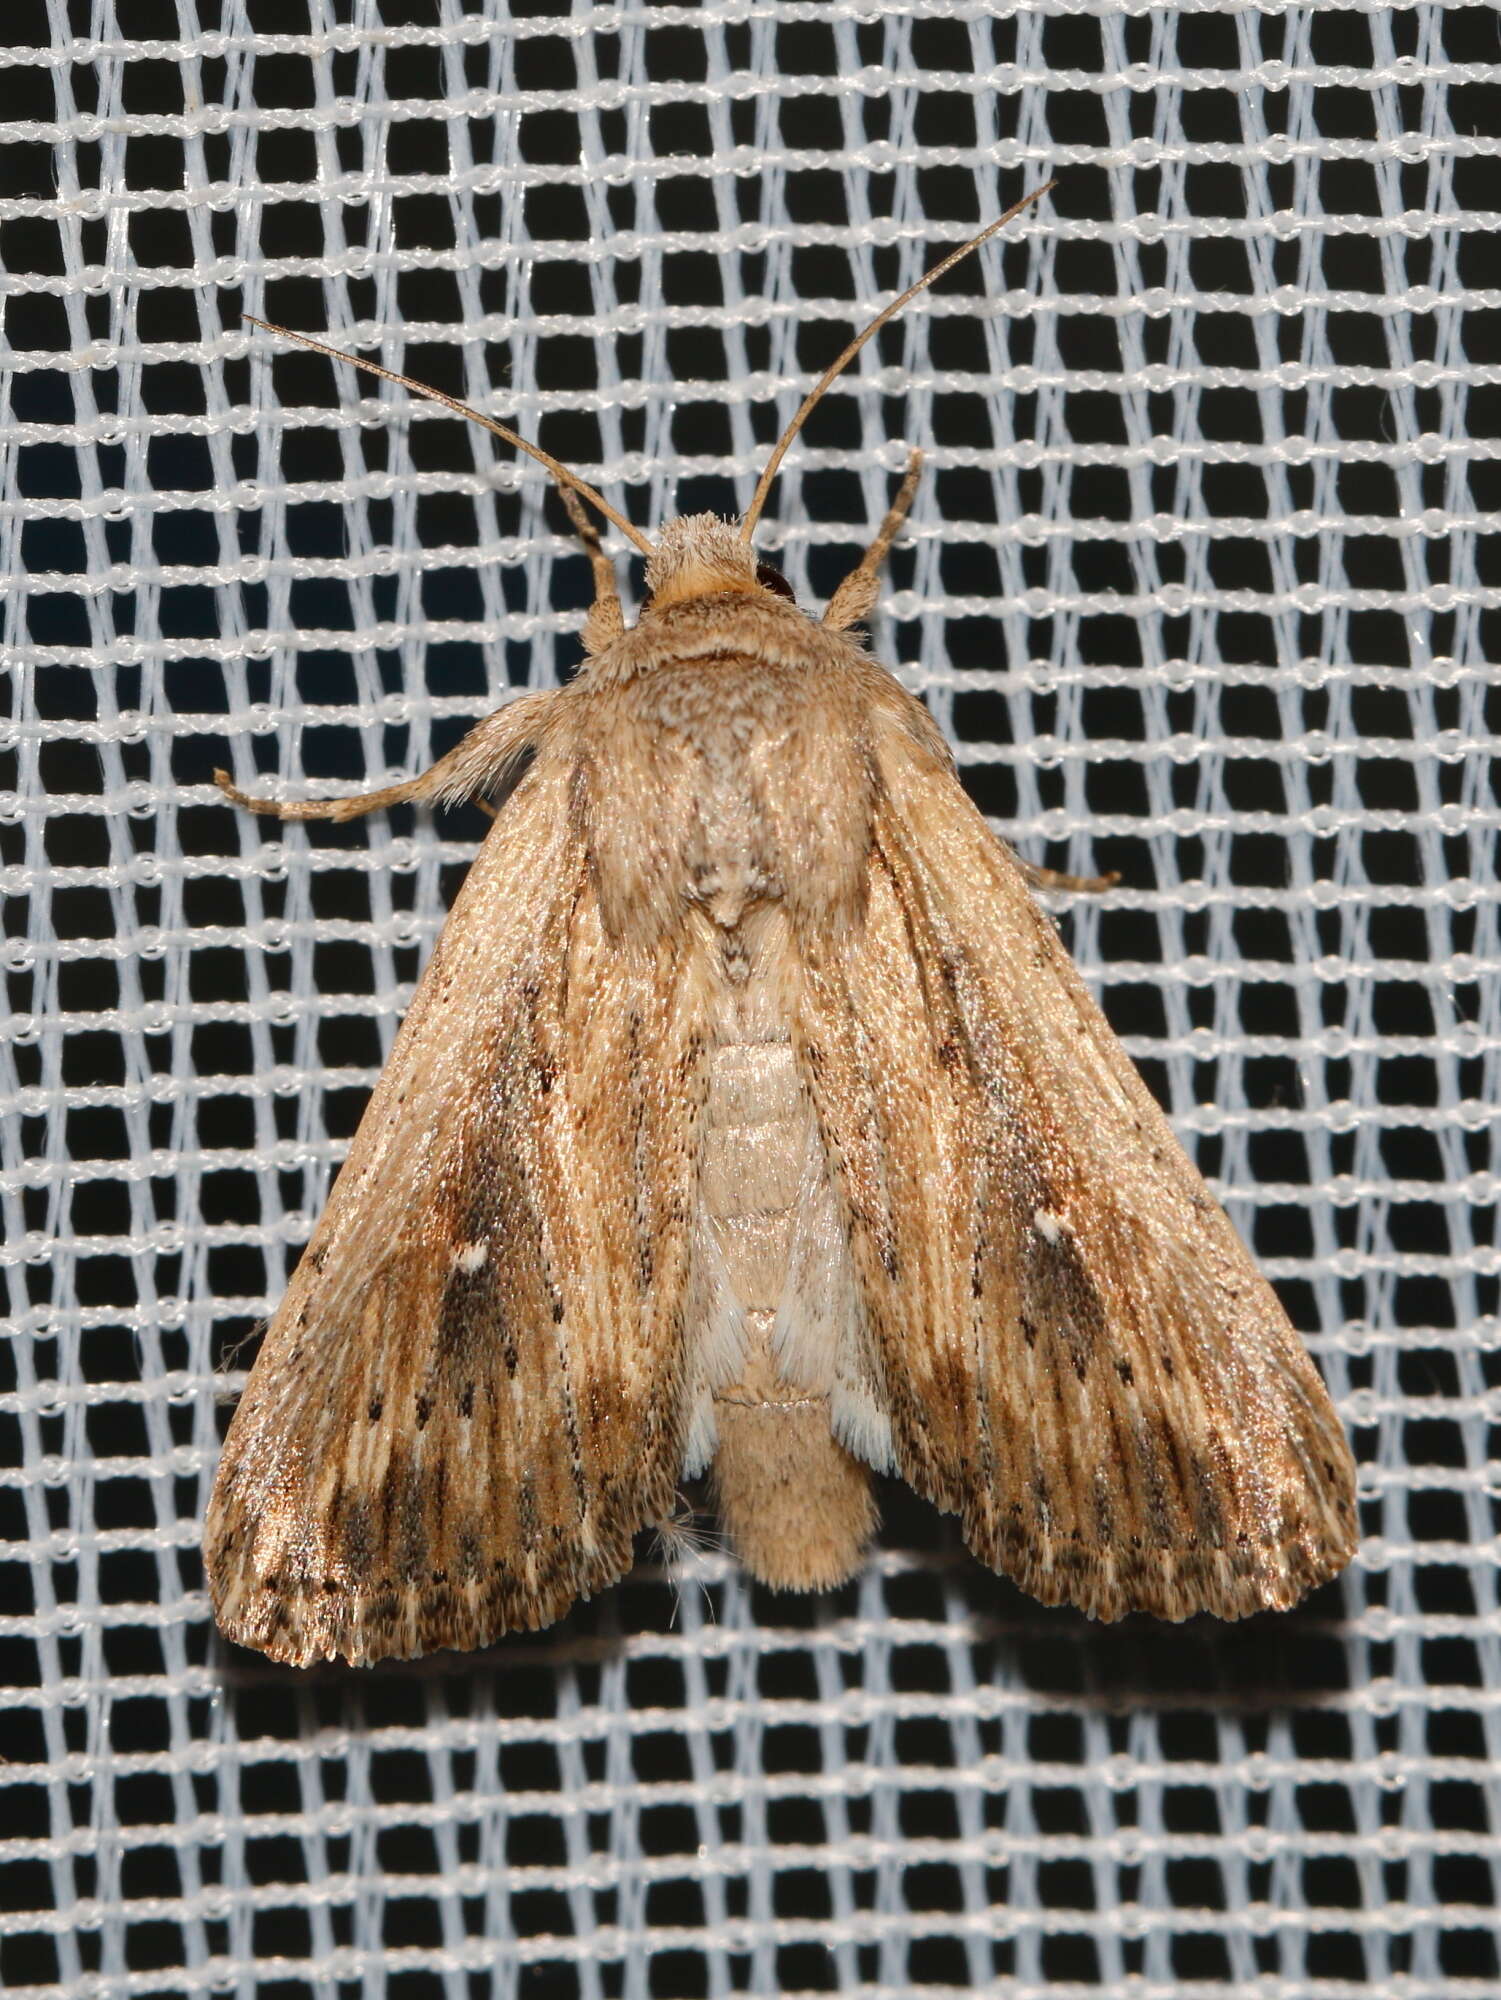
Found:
[3,3,1497,1995]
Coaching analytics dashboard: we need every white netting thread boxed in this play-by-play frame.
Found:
[1,3,1497,1995]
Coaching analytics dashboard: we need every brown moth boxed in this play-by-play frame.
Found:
[205,192,1357,1666]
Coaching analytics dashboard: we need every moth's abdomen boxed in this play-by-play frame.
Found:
[700,939,875,1590]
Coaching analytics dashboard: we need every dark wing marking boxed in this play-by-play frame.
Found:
[789,711,1357,1622]
[205,753,709,1663]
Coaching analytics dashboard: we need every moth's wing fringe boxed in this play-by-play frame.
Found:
[209,1465,682,1666]
[792,711,1357,1625]
[204,742,710,1666]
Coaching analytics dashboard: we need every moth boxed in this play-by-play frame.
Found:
[205,192,1357,1666]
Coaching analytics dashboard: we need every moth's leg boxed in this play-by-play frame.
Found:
[822,455,1114,893]
[557,481,625,653]
[823,449,924,631]
[1014,857,1120,895]
[214,688,557,823]
[213,766,446,823]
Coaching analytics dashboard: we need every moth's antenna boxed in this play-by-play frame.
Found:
[244,315,656,557]
[739,181,1056,544]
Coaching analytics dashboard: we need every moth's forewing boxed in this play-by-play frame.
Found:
[204,738,709,1666]
[787,694,1357,1621]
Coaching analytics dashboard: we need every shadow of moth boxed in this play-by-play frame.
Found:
[205,190,1357,1666]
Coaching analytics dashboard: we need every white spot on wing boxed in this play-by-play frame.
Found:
[454,1240,490,1273]
[1032,1208,1070,1245]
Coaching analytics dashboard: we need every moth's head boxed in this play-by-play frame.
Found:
[642,514,796,614]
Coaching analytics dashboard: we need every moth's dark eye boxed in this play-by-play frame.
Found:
[755,562,796,602]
